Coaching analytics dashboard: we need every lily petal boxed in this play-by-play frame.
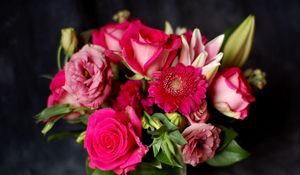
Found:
[205,34,224,63]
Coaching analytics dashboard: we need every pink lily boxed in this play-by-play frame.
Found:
[177,29,224,84]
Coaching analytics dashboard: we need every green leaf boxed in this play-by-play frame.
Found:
[86,158,116,175]
[35,104,72,123]
[40,74,53,80]
[156,150,182,168]
[206,140,250,167]
[47,130,81,142]
[152,113,177,131]
[169,130,187,145]
[218,126,238,151]
[92,169,116,175]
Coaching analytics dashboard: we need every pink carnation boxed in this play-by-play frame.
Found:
[181,123,221,166]
[64,44,113,109]
[185,100,209,124]
[84,106,148,175]
[113,80,143,114]
[148,63,208,115]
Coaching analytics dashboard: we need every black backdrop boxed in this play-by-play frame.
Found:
[0,0,299,175]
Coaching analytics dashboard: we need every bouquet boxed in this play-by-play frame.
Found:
[35,10,266,175]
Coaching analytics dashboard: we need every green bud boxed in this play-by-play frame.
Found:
[222,15,255,68]
[142,114,163,130]
[113,10,130,23]
[76,131,86,144]
[61,28,78,56]
[166,112,186,131]
[164,21,174,34]
[244,68,267,90]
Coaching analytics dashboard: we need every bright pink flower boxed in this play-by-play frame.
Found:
[120,20,181,77]
[92,21,130,62]
[185,100,209,124]
[210,67,255,119]
[113,80,143,115]
[148,63,207,115]
[181,123,221,166]
[84,106,148,175]
[64,44,113,109]
[47,70,81,120]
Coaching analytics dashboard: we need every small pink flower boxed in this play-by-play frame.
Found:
[181,123,221,166]
[47,70,81,120]
[113,80,143,115]
[84,106,148,175]
[92,21,130,62]
[120,20,181,77]
[148,63,207,115]
[64,44,113,109]
[210,67,255,119]
[185,100,209,124]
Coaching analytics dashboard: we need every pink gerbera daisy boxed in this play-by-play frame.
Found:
[148,63,208,115]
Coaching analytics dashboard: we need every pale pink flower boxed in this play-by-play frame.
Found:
[181,123,221,166]
[64,44,113,109]
[210,67,255,119]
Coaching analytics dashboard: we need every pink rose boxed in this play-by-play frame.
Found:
[181,123,221,166]
[64,44,113,109]
[210,67,255,120]
[47,70,81,120]
[84,106,148,175]
[185,100,209,124]
[113,80,143,115]
[120,20,181,77]
[92,21,130,62]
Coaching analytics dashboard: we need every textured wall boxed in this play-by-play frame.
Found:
[0,0,299,174]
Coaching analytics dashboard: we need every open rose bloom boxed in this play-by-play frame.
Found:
[36,13,263,175]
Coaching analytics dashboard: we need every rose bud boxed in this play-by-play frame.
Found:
[181,123,221,166]
[84,106,148,175]
[61,28,78,56]
[210,67,255,120]
[120,20,181,78]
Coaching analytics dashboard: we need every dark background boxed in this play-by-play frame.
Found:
[0,0,299,174]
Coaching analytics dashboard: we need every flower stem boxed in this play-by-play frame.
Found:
[57,45,62,70]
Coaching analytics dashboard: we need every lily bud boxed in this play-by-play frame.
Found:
[222,15,255,68]
[166,112,186,131]
[244,68,267,90]
[61,28,78,56]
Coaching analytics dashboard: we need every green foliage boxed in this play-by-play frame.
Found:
[206,140,250,167]
[145,113,186,168]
